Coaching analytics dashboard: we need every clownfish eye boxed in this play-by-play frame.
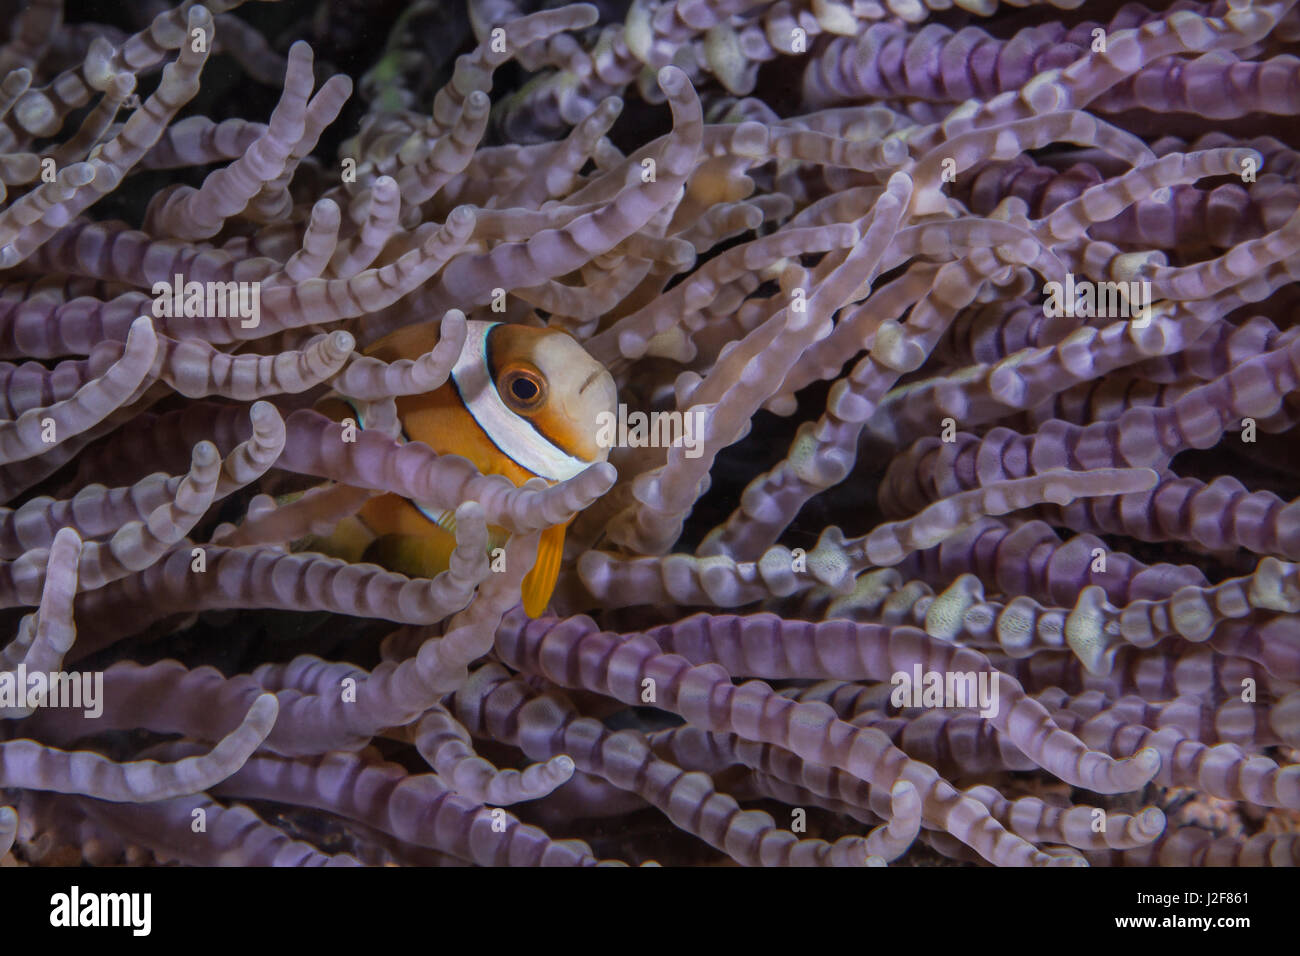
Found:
[500,367,546,412]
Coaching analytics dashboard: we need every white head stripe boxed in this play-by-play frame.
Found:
[451,321,589,482]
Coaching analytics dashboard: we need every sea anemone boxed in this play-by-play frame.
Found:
[1,0,1299,867]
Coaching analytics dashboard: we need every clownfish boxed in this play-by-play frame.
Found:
[312,319,618,617]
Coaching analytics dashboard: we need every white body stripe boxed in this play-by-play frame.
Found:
[451,321,589,482]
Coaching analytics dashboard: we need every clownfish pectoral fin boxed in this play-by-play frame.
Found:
[520,522,567,618]
[362,532,459,580]
[410,501,458,537]
[299,515,376,564]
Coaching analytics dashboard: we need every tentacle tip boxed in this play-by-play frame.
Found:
[248,400,282,426]
[1138,806,1166,834]
[192,440,220,465]
[569,4,600,27]
[51,525,84,548]
[250,692,281,724]
[1129,747,1161,778]
[588,461,618,487]
[454,500,485,521]
[1129,467,1160,491]
[657,65,688,93]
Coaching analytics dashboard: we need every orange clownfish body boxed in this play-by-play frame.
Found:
[316,319,617,617]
